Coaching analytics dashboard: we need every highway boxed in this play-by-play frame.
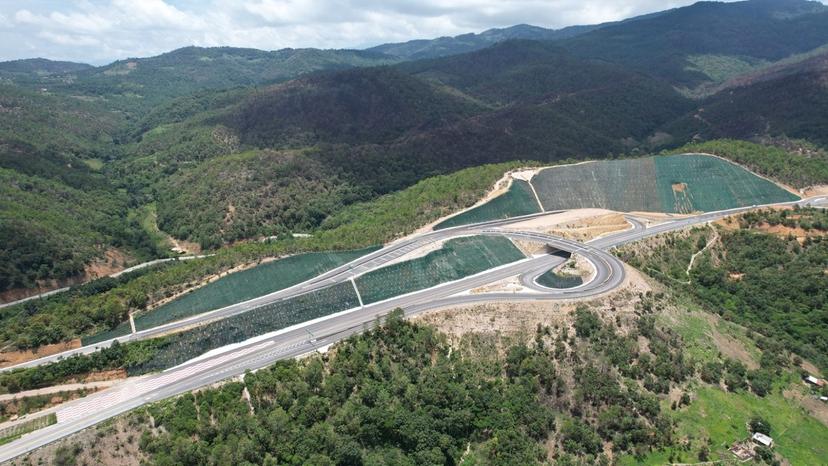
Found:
[2,211,574,371]
[1,195,826,462]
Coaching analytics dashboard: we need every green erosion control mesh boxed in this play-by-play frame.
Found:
[536,271,584,289]
[127,281,358,374]
[531,155,799,213]
[653,155,800,212]
[83,247,378,345]
[355,235,525,304]
[434,180,541,230]
[0,414,56,446]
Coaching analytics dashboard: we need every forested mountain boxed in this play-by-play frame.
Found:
[665,50,828,145]
[3,0,828,295]
[561,0,828,90]
[0,58,92,78]
[366,8,674,61]
[144,40,693,247]
[0,86,159,293]
[4,47,398,116]
[367,24,599,60]
[223,67,484,147]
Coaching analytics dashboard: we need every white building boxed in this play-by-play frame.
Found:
[752,432,774,448]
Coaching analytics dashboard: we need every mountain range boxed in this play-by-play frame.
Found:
[2,0,828,296]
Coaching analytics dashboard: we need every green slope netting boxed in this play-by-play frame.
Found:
[535,271,583,289]
[127,281,359,374]
[355,235,525,304]
[83,247,378,345]
[531,154,799,213]
[434,180,541,230]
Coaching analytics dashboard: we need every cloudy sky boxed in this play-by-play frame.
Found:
[0,0,746,64]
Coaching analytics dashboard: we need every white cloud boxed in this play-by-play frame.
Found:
[111,0,206,29]
[0,0,789,64]
[16,9,112,33]
[38,31,101,47]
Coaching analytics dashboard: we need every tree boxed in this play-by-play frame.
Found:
[573,307,602,338]
[750,416,772,436]
[748,370,773,397]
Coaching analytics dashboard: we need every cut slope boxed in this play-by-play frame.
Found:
[83,247,378,345]
[355,236,525,304]
[434,180,541,230]
[532,154,799,213]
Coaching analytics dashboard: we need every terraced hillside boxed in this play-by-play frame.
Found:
[532,154,799,214]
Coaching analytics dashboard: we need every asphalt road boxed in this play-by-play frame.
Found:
[1,196,825,462]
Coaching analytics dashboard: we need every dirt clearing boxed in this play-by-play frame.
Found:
[0,340,81,368]
[503,209,633,241]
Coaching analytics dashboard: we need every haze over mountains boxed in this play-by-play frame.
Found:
[2,0,828,295]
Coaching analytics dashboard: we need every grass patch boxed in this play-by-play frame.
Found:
[81,158,104,171]
[620,385,828,465]
[133,202,172,254]
[684,388,827,464]
[685,54,766,83]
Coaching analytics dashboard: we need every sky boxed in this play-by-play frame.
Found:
[0,0,762,64]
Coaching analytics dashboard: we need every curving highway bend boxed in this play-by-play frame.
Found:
[1,195,826,462]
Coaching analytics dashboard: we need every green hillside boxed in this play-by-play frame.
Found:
[369,24,598,60]
[666,53,828,146]
[133,41,692,248]
[561,0,828,89]
[532,154,799,213]
[3,1,828,297]
[154,150,367,248]
[12,47,398,116]
[0,86,158,293]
